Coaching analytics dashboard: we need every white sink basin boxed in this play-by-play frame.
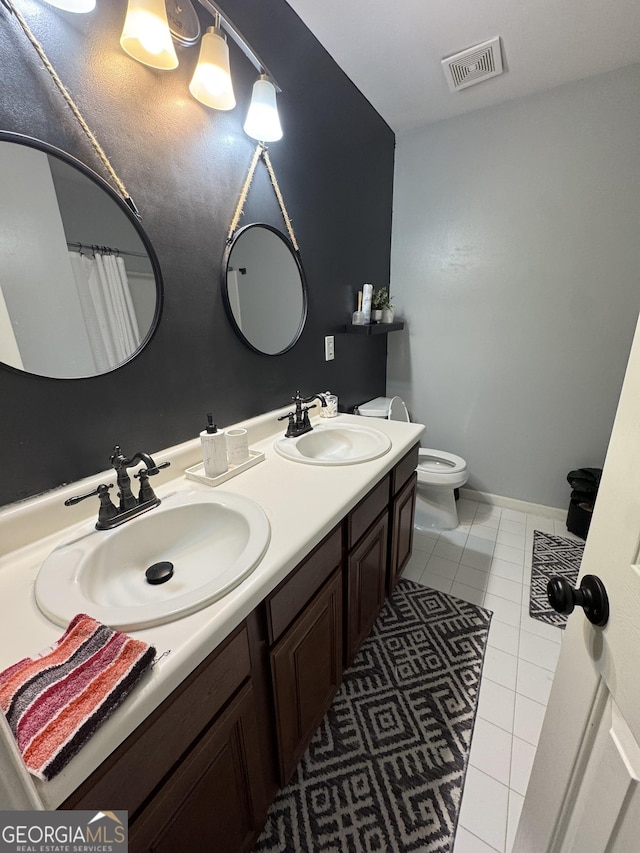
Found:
[35,490,270,631]
[274,423,391,465]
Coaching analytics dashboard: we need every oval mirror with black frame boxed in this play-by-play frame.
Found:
[0,132,163,380]
[223,223,307,356]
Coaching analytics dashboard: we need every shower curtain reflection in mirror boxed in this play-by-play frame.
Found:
[69,250,141,374]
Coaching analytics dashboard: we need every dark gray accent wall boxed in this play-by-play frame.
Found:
[0,0,394,507]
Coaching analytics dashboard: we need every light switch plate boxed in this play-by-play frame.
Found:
[324,336,335,361]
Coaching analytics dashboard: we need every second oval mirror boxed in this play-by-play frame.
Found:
[223,224,307,356]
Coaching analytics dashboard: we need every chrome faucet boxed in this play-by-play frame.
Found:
[65,445,170,530]
[278,391,327,437]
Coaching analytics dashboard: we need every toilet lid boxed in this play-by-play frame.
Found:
[418,448,467,475]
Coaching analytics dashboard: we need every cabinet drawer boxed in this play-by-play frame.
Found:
[392,443,419,495]
[346,474,390,549]
[63,623,251,816]
[265,525,342,645]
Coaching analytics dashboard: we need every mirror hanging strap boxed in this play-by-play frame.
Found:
[228,143,299,252]
[1,0,139,217]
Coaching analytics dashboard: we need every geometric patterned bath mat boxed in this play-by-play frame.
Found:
[253,580,492,853]
[530,530,585,629]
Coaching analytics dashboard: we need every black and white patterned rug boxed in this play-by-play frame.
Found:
[530,530,584,629]
[254,580,492,853]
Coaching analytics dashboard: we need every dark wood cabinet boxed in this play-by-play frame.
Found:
[389,471,417,593]
[129,682,267,853]
[270,569,343,785]
[346,511,388,665]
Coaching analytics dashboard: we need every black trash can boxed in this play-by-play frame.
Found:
[566,468,602,540]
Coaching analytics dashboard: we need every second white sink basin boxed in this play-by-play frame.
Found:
[35,489,270,631]
[274,423,391,465]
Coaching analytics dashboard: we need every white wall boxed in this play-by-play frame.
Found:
[388,64,640,509]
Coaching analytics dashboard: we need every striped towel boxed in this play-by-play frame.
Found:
[0,613,156,781]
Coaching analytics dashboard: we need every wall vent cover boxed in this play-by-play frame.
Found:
[441,37,504,92]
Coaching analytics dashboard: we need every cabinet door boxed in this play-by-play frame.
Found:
[346,511,389,666]
[129,682,267,853]
[270,570,343,785]
[389,472,417,593]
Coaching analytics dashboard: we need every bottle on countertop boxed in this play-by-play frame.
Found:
[200,413,228,478]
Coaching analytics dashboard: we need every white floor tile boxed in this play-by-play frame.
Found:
[483,593,521,628]
[458,498,479,520]
[482,647,518,691]
[496,529,526,549]
[400,550,430,582]
[439,529,470,547]
[516,659,555,705]
[488,620,520,656]
[492,543,525,566]
[461,546,494,572]
[499,518,526,535]
[426,554,460,580]
[474,506,502,527]
[519,609,562,643]
[433,537,466,563]
[451,581,486,607]
[521,584,530,606]
[501,508,527,523]
[454,826,501,853]
[477,678,516,733]
[469,717,513,785]
[490,558,524,584]
[518,631,561,672]
[514,694,547,746]
[455,564,490,592]
[510,736,536,797]
[470,524,499,542]
[506,790,524,853]
[412,530,438,554]
[458,766,509,853]
[486,575,523,605]
[527,516,555,534]
[418,569,454,594]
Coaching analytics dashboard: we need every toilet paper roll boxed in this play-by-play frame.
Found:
[226,428,250,466]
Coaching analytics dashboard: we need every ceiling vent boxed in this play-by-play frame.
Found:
[441,36,504,92]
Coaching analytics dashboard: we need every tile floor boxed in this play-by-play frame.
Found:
[401,498,583,853]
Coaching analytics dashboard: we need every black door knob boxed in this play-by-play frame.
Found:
[547,574,609,627]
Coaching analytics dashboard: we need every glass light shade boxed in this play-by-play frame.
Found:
[120,0,179,71]
[243,76,283,142]
[188,27,236,110]
[42,0,96,9]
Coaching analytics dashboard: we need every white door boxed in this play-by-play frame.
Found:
[514,311,640,852]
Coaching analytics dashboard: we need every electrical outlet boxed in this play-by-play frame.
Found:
[324,335,335,361]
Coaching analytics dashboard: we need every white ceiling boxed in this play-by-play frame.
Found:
[285,0,640,132]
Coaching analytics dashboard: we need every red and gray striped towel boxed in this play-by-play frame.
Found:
[0,613,155,781]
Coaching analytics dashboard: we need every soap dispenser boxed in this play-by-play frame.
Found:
[200,413,227,478]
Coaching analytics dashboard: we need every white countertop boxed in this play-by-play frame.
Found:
[0,408,424,809]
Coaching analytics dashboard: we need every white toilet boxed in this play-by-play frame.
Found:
[357,396,468,530]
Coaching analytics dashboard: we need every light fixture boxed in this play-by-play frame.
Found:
[41,0,96,9]
[243,75,283,142]
[189,20,235,111]
[120,0,179,71]
[115,0,283,139]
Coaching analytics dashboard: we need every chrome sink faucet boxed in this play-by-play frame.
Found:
[65,445,170,530]
[278,391,327,437]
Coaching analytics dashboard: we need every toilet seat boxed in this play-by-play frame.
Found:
[417,448,468,488]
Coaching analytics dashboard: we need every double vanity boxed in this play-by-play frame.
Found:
[0,406,424,850]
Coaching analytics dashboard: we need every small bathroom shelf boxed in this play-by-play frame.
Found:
[338,322,404,335]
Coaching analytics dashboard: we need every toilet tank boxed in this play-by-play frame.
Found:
[358,396,410,422]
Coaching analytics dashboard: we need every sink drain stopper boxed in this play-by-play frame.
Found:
[145,561,174,585]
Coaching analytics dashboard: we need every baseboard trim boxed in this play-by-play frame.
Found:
[459,488,566,521]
